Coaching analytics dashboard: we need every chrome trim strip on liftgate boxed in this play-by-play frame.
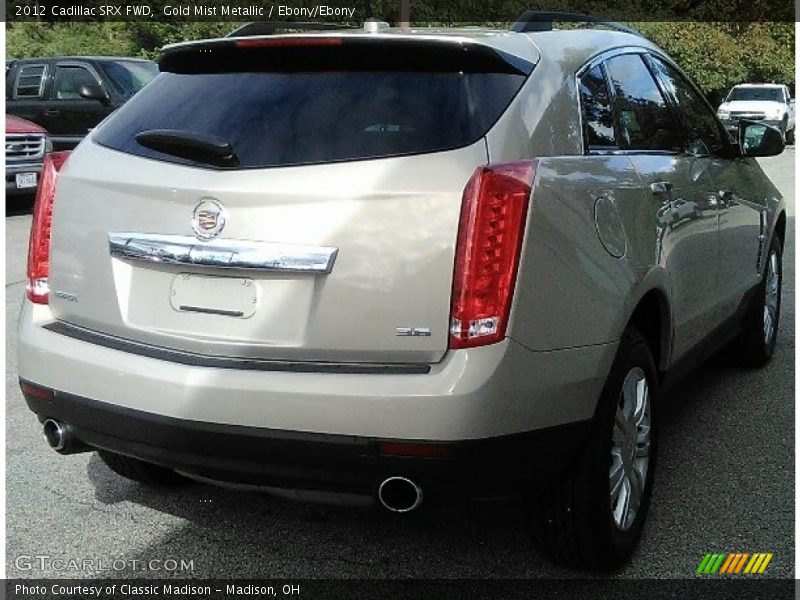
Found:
[108,232,339,274]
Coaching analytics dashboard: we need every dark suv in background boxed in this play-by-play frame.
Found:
[6,57,157,150]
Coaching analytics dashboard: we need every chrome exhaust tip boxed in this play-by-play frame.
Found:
[42,419,90,455]
[43,418,66,451]
[378,476,423,513]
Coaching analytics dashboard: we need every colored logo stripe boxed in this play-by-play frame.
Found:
[699,552,773,574]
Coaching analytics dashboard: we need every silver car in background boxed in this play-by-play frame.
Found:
[18,13,786,570]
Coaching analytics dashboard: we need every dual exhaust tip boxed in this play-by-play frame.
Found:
[378,476,423,513]
[43,418,425,513]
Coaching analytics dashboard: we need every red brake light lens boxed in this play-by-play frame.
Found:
[449,160,537,349]
[234,37,343,48]
[26,151,71,305]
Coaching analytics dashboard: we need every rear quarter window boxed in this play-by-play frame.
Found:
[579,64,617,150]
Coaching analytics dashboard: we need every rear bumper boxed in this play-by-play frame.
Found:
[18,300,616,494]
[21,381,590,496]
[19,302,613,440]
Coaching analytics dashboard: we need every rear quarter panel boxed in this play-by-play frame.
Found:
[485,49,665,354]
[511,156,660,352]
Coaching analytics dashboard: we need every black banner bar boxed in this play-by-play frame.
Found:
[5,0,798,23]
[4,579,797,600]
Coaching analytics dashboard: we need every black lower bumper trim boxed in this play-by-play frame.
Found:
[21,379,591,498]
[43,320,431,374]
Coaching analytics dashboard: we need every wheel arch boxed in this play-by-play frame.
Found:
[622,277,673,374]
[774,210,787,250]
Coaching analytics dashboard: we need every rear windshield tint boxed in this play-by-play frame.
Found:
[93,43,530,169]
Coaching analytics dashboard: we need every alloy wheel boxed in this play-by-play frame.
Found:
[609,367,651,531]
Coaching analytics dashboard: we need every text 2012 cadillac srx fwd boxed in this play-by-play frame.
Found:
[18,14,786,570]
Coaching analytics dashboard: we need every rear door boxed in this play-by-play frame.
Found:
[42,61,111,147]
[47,37,534,365]
[602,52,721,360]
[647,54,764,321]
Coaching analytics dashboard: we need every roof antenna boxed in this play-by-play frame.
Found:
[362,0,389,32]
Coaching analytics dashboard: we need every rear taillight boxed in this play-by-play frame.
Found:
[26,151,70,304]
[449,160,537,349]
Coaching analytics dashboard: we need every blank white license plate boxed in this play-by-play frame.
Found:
[15,172,37,189]
[170,273,257,318]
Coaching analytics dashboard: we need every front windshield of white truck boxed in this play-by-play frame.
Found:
[727,87,784,102]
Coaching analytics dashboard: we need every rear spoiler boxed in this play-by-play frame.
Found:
[160,36,535,76]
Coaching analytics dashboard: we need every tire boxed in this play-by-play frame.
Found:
[786,128,795,145]
[530,328,658,571]
[98,450,188,486]
[730,235,782,367]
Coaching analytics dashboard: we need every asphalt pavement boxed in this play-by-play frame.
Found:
[4,149,795,579]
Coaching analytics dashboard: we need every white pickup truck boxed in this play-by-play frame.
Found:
[717,83,795,144]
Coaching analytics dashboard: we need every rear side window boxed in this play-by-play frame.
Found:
[604,54,680,152]
[579,64,616,150]
[94,43,530,169]
[14,64,47,98]
[647,56,727,156]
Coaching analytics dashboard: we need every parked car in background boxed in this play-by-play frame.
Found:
[717,83,795,144]
[18,15,786,572]
[6,57,158,150]
[6,114,50,196]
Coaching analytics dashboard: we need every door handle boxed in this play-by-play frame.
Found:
[44,108,60,115]
[650,181,674,195]
[650,181,674,206]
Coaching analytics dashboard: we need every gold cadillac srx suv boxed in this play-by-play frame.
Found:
[18,13,786,569]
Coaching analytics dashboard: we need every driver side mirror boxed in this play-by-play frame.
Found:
[738,120,784,157]
[79,84,109,105]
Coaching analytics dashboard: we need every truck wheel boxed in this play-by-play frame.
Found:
[98,450,188,486]
[730,236,782,367]
[786,128,794,145]
[530,327,657,570]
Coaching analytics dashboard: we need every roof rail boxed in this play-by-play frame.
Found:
[510,11,643,37]
[227,22,359,38]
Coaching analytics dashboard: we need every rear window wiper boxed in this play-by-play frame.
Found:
[135,129,239,168]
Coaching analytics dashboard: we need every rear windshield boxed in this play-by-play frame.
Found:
[93,43,530,169]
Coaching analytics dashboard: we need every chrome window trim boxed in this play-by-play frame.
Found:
[108,232,339,274]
